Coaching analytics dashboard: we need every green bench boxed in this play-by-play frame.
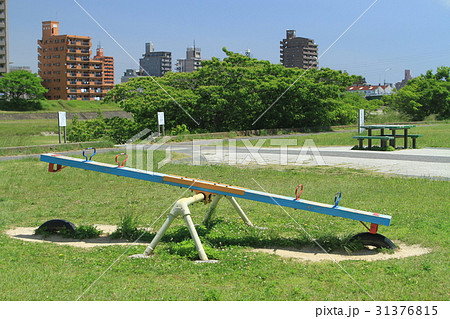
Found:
[353,134,423,149]
[352,136,394,149]
[392,134,423,148]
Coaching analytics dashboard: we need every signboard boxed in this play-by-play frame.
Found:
[358,109,364,134]
[157,112,165,126]
[58,112,67,127]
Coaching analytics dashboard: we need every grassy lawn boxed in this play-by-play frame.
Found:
[0,119,60,148]
[217,123,449,149]
[0,100,121,113]
[38,100,121,112]
[0,119,115,156]
[0,151,448,300]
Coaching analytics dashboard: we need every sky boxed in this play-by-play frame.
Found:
[8,0,450,85]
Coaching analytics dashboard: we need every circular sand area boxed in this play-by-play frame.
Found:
[252,244,431,262]
[5,225,147,248]
[5,226,431,262]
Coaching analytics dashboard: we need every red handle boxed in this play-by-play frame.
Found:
[115,153,128,167]
[295,184,303,200]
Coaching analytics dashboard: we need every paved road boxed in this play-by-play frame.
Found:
[165,141,450,180]
[1,140,449,180]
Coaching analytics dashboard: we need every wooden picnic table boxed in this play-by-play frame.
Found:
[360,124,417,149]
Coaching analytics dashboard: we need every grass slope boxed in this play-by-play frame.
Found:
[0,100,121,113]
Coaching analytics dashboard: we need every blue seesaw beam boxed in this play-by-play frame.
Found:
[40,153,391,226]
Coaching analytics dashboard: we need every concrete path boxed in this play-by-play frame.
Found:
[167,143,450,180]
[1,141,449,180]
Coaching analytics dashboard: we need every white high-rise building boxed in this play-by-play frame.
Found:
[176,46,202,73]
[0,0,9,75]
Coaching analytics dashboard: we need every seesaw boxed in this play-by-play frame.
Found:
[40,149,396,261]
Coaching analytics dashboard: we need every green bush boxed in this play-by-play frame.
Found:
[111,213,145,241]
[0,100,43,111]
[383,66,450,120]
[0,70,47,109]
[170,124,190,136]
[167,240,219,260]
[67,114,141,144]
[68,225,103,239]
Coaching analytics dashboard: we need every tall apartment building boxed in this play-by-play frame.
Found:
[139,42,172,77]
[280,30,318,69]
[395,69,413,90]
[0,0,9,75]
[176,46,202,73]
[93,46,114,86]
[38,21,114,100]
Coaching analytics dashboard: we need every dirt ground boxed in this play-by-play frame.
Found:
[251,245,431,262]
[5,225,431,262]
[5,225,147,248]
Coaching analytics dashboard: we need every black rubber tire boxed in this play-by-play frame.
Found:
[351,232,397,249]
[37,219,76,234]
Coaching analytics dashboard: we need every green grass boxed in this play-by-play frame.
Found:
[0,100,121,113]
[413,124,450,148]
[0,151,448,300]
[39,100,121,112]
[365,109,413,124]
[0,119,60,148]
[0,119,115,154]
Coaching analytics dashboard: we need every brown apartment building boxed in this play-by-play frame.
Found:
[38,21,114,100]
[280,30,318,69]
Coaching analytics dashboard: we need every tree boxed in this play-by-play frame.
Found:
[384,66,450,120]
[0,70,48,110]
[106,48,373,133]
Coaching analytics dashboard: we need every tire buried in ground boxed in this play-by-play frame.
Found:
[37,219,76,234]
[351,232,397,249]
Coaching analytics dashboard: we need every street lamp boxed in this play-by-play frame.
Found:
[384,68,391,86]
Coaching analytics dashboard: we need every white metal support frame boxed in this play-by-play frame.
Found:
[203,195,253,227]
[143,193,208,260]
[133,193,254,261]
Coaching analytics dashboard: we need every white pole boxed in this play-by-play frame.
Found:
[142,193,207,260]
[358,109,365,134]
[226,196,253,226]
